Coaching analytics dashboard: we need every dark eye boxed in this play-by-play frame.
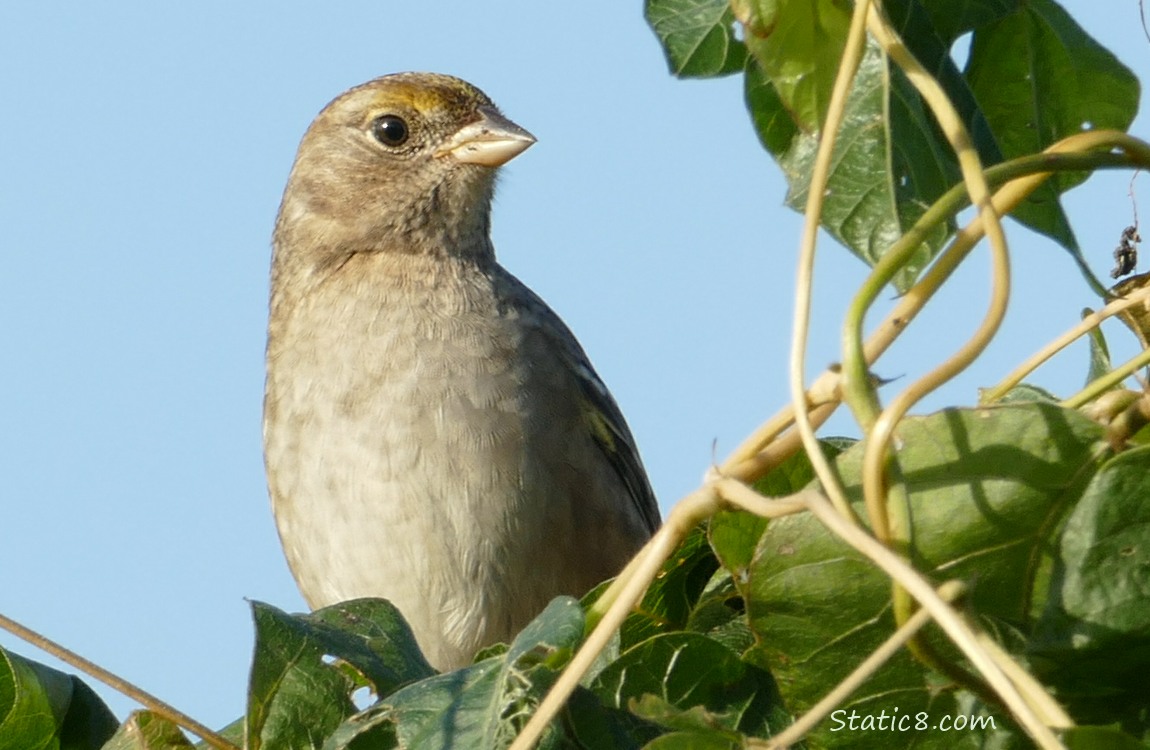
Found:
[371,115,409,146]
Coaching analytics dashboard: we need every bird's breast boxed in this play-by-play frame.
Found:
[263,258,559,652]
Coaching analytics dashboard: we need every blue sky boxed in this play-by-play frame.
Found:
[2,1,1147,732]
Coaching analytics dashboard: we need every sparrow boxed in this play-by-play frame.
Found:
[263,72,660,670]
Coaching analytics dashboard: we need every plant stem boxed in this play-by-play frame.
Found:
[786,0,873,525]
[1062,345,1150,408]
[0,612,239,750]
[981,286,1150,403]
[757,580,969,749]
[512,486,723,750]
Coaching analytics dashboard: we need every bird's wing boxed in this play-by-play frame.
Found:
[571,362,662,535]
[495,270,661,535]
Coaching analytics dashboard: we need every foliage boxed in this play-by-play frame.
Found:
[0,648,118,750]
[3,1,1150,749]
[648,0,1137,291]
[7,404,1150,747]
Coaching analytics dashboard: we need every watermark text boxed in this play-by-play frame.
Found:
[829,708,995,733]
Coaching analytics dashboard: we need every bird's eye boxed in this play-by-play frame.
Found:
[371,115,409,147]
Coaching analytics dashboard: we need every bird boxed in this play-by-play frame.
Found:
[263,72,660,670]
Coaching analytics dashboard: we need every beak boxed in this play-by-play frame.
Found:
[436,105,536,167]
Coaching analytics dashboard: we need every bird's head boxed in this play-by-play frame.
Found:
[274,72,535,266]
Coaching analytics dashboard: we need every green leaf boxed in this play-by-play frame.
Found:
[103,712,193,750]
[653,0,1137,295]
[1031,446,1150,730]
[682,569,754,655]
[1082,308,1113,387]
[620,524,719,648]
[915,0,1017,44]
[737,0,997,291]
[740,403,1107,748]
[628,694,746,746]
[642,729,742,750]
[742,55,800,157]
[710,437,852,579]
[561,687,656,749]
[246,603,357,750]
[644,0,747,78]
[0,647,118,750]
[881,0,1004,172]
[741,0,853,132]
[759,435,856,497]
[245,599,435,750]
[55,677,119,750]
[387,597,581,747]
[302,598,437,693]
[746,37,954,291]
[327,598,643,749]
[590,632,788,740]
[192,718,243,750]
[704,438,856,660]
[964,0,1139,270]
[1061,724,1150,750]
[991,383,1061,404]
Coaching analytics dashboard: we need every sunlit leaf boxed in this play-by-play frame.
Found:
[645,0,747,77]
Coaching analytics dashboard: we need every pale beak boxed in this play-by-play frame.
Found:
[437,105,536,167]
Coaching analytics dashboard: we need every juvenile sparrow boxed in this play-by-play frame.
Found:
[263,72,660,670]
